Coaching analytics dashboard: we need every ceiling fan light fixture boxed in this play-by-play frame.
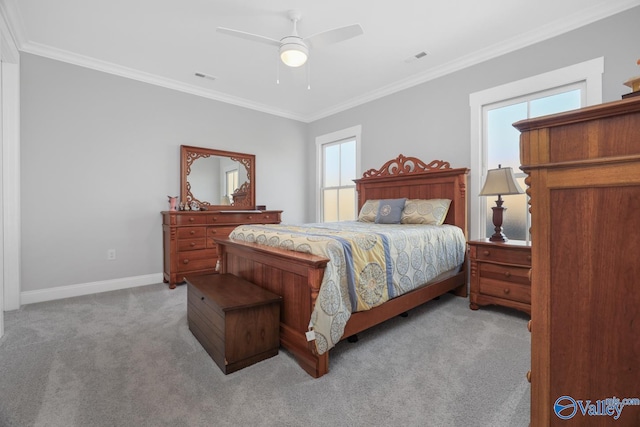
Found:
[279,37,308,67]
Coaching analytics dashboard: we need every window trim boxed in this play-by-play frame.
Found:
[315,125,362,222]
[469,57,603,240]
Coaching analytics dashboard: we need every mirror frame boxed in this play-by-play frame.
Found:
[180,145,256,210]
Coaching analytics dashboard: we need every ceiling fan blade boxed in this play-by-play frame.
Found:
[304,23,363,48]
[216,27,281,47]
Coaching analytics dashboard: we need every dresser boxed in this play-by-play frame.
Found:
[162,210,281,288]
[468,239,531,315]
[515,96,640,425]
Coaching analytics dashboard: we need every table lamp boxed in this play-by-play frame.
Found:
[479,164,524,242]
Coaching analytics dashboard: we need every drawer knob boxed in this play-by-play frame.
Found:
[210,229,217,234]
[503,288,510,294]
[527,320,532,332]
[504,271,511,278]
[526,370,531,383]
[190,242,196,247]
[527,255,531,261]
[212,217,218,221]
[183,259,189,264]
[265,215,270,219]
[247,215,253,220]
[190,230,195,235]
[188,217,195,222]
[483,250,490,256]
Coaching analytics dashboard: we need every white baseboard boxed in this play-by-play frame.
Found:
[20,273,165,306]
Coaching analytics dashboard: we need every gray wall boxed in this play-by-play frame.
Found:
[307,7,640,222]
[20,6,640,293]
[21,54,307,292]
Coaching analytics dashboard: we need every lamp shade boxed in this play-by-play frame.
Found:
[280,36,308,67]
[479,166,524,196]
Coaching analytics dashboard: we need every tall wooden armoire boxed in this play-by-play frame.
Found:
[515,96,640,426]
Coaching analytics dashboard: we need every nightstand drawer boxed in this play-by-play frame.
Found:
[479,263,530,286]
[475,245,531,266]
[479,279,531,304]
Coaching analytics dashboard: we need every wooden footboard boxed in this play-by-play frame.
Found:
[216,236,467,378]
[216,237,331,377]
[215,156,469,378]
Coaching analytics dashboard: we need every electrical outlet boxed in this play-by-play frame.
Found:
[107,249,116,260]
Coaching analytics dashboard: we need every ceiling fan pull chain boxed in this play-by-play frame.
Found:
[307,60,311,90]
[276,55,280,84]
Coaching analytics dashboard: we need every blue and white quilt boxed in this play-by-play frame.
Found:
[229,221,466,354]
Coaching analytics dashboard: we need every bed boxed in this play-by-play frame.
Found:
[215,154,469,378]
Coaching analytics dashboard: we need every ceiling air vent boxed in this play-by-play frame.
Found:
[404,51,428,63]
[194,72,216,81]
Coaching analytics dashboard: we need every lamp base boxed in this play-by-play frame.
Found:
[489,231,508,242]
[489,201,509,242]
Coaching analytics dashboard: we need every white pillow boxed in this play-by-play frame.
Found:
[357,199,379,222]
[401,199,451,225]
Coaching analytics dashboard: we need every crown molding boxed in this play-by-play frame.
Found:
[0,0,26,48]
[20,41,308,122]
[3,0,639,123]
[305,0,640,122]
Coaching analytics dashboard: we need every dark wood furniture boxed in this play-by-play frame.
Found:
[186,273,282,374]
[215,155,469,378]
[468,239,531,315]
[162,210,281,288]
[515,96,640,425]
[180,145,256,210]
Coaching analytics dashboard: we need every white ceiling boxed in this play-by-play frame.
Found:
[3,0,639,122]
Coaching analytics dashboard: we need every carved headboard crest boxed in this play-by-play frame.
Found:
[362,154,451,178]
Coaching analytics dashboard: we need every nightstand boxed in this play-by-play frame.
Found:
[468,239,531,315]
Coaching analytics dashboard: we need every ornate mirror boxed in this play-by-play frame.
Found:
[180,145,255,209]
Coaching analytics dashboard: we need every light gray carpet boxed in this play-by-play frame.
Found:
[0,284,530,427]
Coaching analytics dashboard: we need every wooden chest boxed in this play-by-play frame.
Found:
[186,273,282,374]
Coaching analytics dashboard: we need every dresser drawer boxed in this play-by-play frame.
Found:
[177,227,206,239]
[176,215,208,225]
[177,249,217,272]
[479,278,531,304]
[208,212,279,225]
[207,226,238,248]
[479,262,530,286]
[475,245,531,266]
[178,238,206,252]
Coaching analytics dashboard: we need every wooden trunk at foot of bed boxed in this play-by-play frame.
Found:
[216,158,470,378]
[216,240,330,377]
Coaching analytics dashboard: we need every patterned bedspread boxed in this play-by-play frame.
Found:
[229,221,466,354]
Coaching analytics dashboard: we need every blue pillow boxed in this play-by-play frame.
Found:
[375,198,406,224]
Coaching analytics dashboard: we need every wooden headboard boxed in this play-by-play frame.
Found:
[353,154,469,237]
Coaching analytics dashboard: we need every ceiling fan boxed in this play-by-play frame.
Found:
[217,10,363,68]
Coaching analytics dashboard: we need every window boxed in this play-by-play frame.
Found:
[225,169,238,203]
[316,126,361,222]
[469,57,603,240]
[483,87,582,240]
